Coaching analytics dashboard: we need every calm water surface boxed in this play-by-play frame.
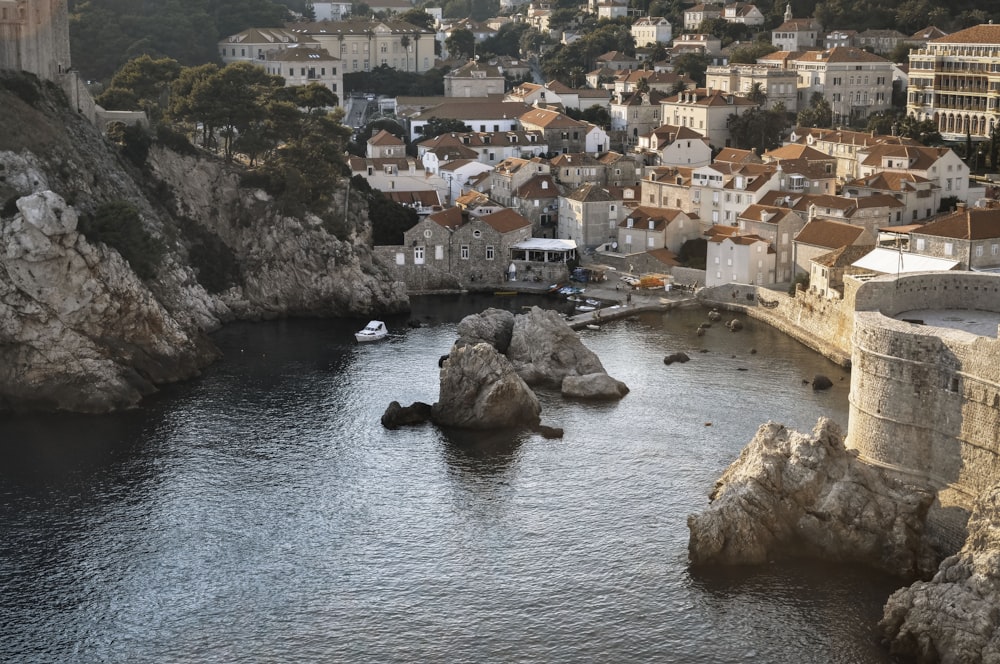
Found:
[0,295,902,663]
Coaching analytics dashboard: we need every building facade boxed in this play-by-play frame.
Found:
[907,24,1000,142]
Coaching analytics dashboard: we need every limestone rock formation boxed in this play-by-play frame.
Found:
[507,306,609,387]
[562,373,630,400]
[432,342,541,429]
[0,191,216,412]
[881,483,1000,662]
[454,307,515,354]
[687,418,937,577]
[0,76,409,412]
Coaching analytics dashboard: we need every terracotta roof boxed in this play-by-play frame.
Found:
[428,207,464,229]
[764,144,830,162]
[387,190,440,207]
[566,183,618,202]
[705,224,739,240]
[794,219,870,249]
[710,148,757,166]
[411,101,531,121]
[794,47,890,64]
[265,46,338,62]
[646,248,681,266]
[288,19,434,35]
[621,205,684,230]
[519,107,587,129]
[663,87,757,107]
[738,203,799,224]
[859,144,951,171]
[597,50,638,62]
[912,207,1000,240]
[929,24,1000,44]
[445,60,504,78]
[455,190,494,207]
[479,208,531,233]
[910,26,947,40]
[516,174,561,199]
[774,18,820,31]
[812,244,876,268]
[844,171,935,192]
[369,129,405,146]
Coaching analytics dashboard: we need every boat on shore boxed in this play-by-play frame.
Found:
[355,320,388,342]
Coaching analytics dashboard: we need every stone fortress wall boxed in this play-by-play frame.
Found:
[699,272,1000,553]
[845,273,1000,553]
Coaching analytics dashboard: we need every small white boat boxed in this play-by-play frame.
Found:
[355,320,388,342]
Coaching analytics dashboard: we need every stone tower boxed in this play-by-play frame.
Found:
[0,0,71,80]
[784,2,793,21]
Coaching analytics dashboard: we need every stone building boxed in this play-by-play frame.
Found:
[618,206,699,254]
[706,233,775,286]
[385,206,533,290]
[219,28,313,65]
[843,172,941,224]
[792,218,875,278]
[367,129,406,158]
[908,205,1000,270]
[444,60,506,98]
[771,4,822,53]
[518,107,609,154]
[559,184,624,250]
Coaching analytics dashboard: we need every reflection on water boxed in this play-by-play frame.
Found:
[0,294,896,663]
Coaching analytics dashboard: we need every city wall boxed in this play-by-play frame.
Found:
[846,273,1000,553]
[700,272,1000,554]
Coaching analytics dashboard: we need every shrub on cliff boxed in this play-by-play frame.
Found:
[78,200,164,280]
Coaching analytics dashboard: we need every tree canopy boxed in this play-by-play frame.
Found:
[69,0,292,83]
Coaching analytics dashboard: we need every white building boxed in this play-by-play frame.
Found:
[706,233,775,286]
[263,46,343,102]
[631,17,672,47]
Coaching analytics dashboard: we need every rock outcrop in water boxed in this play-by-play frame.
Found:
[687,418,937,577]
[0,73,407,412]
[880,483,1000,662]
[507,307,609,388]
[432,342,541,429]
[427,306,627,429]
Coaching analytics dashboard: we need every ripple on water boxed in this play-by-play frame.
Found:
[0,296,895,663]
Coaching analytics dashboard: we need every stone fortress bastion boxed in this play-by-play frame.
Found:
[844,272,1000,555]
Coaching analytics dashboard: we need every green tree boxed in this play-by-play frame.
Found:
[96,55,182,122]
[398,9,436,30]
[797,92,833,129]
[727,104,787,152]
[78,200,164,280]
[446,28,475,60]
[728,41,778,64]
[416,117,472,139]
[672,53,710,87]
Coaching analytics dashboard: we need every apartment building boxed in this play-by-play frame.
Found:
[791,47,894,125]
[704,64,799,112]
[287,19,435,75]
[907,24,1000,142]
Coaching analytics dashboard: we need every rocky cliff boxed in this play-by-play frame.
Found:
[0,73,407,412]
[881,483,1000,662]
[688,418,937,578]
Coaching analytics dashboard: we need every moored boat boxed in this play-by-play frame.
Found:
[355,320,388,342]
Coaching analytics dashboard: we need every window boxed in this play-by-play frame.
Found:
[944,242,954,256]
[486,245,495,260]
[975,245,984,257]
[461,245,470,259]
[435,245,444,260]
[916,238,925,251]
[473,230,482,238]
[414,246,425,264]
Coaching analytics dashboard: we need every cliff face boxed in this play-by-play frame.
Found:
[0,74,408,412]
